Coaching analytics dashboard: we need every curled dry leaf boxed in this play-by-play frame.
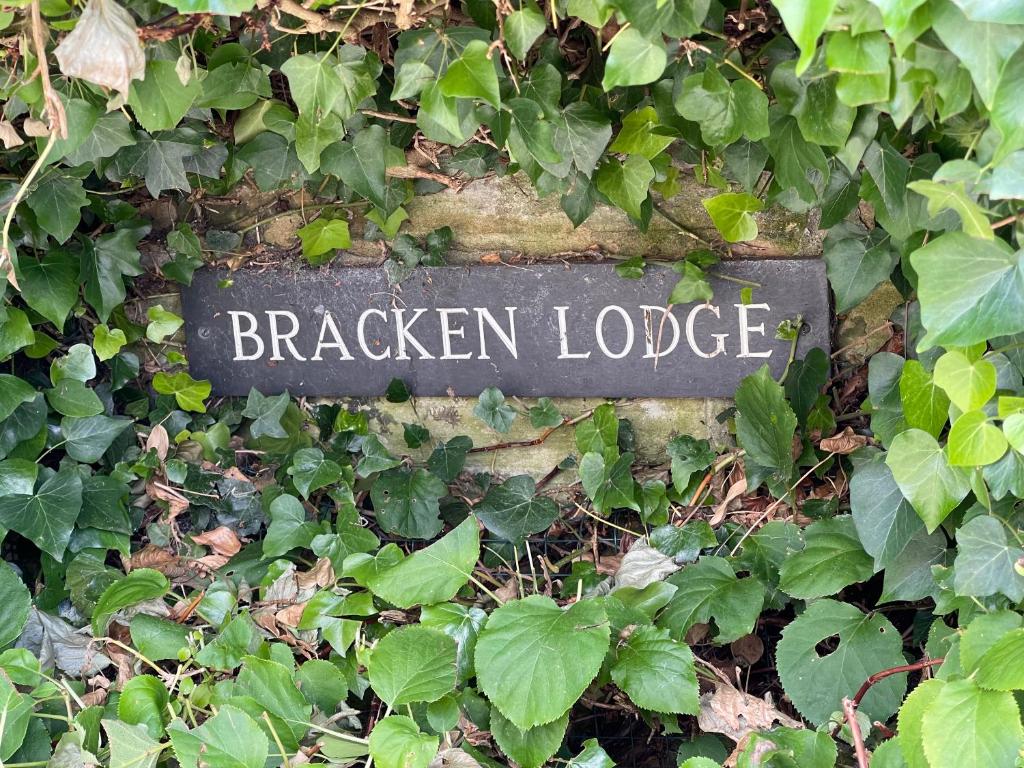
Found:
[710,476,748,527]
[612,538,680,589]
[819,426,868,454]
[191,525,242,557]
[22,118,50,137]
[54,0,146,97]
[0,121,23,149]
[145,424,169,461]
[696,682,801,744]
[729,633,765,667]
[430,749,483,768]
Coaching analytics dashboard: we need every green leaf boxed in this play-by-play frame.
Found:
[911,233,1024,350]
[93,325,127,362]
[236,655,311,740]
[159,0,254,14]
[953,514,1024,601]
[476,475,559,543]
[897,677,943,768]
[297,218,351,263]
[62,414,131,462]
[129,615,190,662]
[601,29,666,89]
[974,628,1024,690]
[776,599,906,725]
[734,365,797,475]
[490,709,568,768]
[92,569,170,636]
[900,359,950,437]
[287,447,344,499]
[0,563,29,648]
[103,720,166,768]
[263,494,319,557]
[145,305,183,343]
[773,0,839,74]
[370,468,447,539]
[364,516,480,608]
[356,434,402,477]
[128,60,201,133]
[0,671,31,761]
[702,192,763,242]
[280,54,342,117]
[0,375,38,423]
[46,380,103,418]
[555,103,612,179]
[850,453,924,569]
[505,5,546,59]
[321,125,391,212]
[474,386,517,432]
[567,740,616,768]
[610,625,698,714]
[0,467,82,560]
[152,372,211,413]
[79,229,145,324]
[907,180,993,240]
[659,557,763,643]
[241,388,289,439]
[426,436,472,482]
[25,175,87,245]
[823,229,898,314]
[666,435,715,493]
[367,716,437,768]
[368,625,457,706]
[674,67,768,147]
[779,516,873,598]
[886,429,971,531]
[169,704,268,768]
[118,675,169,739]
[438,39,500,107]
[595,155,654,220]
[609,107,673,160]
[475,595,610,729]
[580,451,640,514]
[937,348,999,411]
[921,679,1023,768]
[948,410,1008,466]
[764,113,829,203]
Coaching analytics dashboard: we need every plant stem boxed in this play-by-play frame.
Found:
[842,697,869,768]
[776,314,804,385]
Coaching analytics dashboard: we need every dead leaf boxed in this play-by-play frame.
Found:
[145,424,169,461]
[275,602,308,628]
[612,539,679,589]
[296,557,335,590]
[697,682,801,744]
[129,545,177,572]
[819,427,868,455]
[710,477,748,527]
[0,121,23,149]
[81,688,109,708]
[223,466,252,483]
[730,634,765,667]
[23,118,50,137]
[480,252,501,264]
[195,554,231,571]
[192,526,242,556]
[430,749,483,768]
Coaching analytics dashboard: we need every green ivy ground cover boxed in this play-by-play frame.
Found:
[1,0,1024,766]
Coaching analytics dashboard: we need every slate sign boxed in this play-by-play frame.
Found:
[181,260,830,398]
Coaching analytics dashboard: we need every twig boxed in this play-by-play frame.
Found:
[138,14,206,41]
[842,697,869,768]
[29,0,68,139]
[851,658,944,709]
[468,407,598,453]
[0,132,58,287]
[653,203,714,248]
[362,109,418,124]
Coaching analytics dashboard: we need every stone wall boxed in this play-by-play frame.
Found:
[159,174,840,479]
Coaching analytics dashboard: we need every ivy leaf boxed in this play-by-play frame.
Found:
[128,60,201,133]
[426,436,472,482]
[474,387,517,432]
[674,67,768,146]
[594,155,654,220]
[659,556,763,643]
[369,626,457,706]
[921,679,1023,768]
[152,372,211,413]
[900,359,950,438]
[907,180,993,240]
[0,375,38,422]
[0,563,30,649]
[773,0,839,73]
[263,494,319,557]
[555,103,613,178]
[934,350,997,413]
[505,4,547,59]
[822,228,898,314]
[47,380,103,418]
[281,53,342,117]
[475,595,610,729]
[734,365,797,476]
[601,28,667,89]
[910,232,1024,350]
[365,516,479,608]
[61,414,130,463]
[321,125,390,212]
[371,468,447,539]
[476,475,559,543]
[610,625,699,715]
[776,599,906,725]
[438,39,500,107]
[92,569,170,636]
[779,516,874,598]
[490,710,568,768]
[287,447,344,499]
[367,716,437,768]
[25,174,88,245]
[580,451,640,514]
[850,453,924,569]
[241,388,289,439]
[145,305,183,343]
[93,325,127,362]
[297,219,351,264]
[886,429,971,531]
[356,435,402,477]
[702,192,763,242]
[80,228,146,323]
[952,514,1024,602]
[764,113,829,203]
[609,107,673,160]
[0,673,31,761]
[948,410,1008,467]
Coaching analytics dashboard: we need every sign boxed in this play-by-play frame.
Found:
[181,260,830,398]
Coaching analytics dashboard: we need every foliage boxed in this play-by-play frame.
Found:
[0,0,1024,766]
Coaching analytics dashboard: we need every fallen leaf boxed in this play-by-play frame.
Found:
[819,426,868,455]
[296,557,335,590]
[730,634,765,667]
[192,525,242,556]
[275,602,307,628]
[697,682,801,744]
[612,538,679,589]
[145,424,169,461]
[0,121,23,149]
[710,477,748,527]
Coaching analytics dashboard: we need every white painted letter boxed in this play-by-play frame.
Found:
[555,306,590,359]
[438,308,472,360]
[229,311,264,361]
[686,304,728,359]
[310,311,354,361]
[357,309,390,360]
[595,305,634,360]
[476,307,518,359]
[641,305,680,359]
[735,303,773,358]
[266,311,306,361]
[393,308,435,360]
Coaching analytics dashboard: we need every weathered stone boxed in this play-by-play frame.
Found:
[835,281,902,366]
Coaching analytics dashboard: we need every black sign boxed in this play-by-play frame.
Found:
[181,261,830,397]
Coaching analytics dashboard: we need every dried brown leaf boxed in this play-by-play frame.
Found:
[697,682,801,744]
[191,525,242,556]
[145,424,169,461]
[819,426,868,455]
